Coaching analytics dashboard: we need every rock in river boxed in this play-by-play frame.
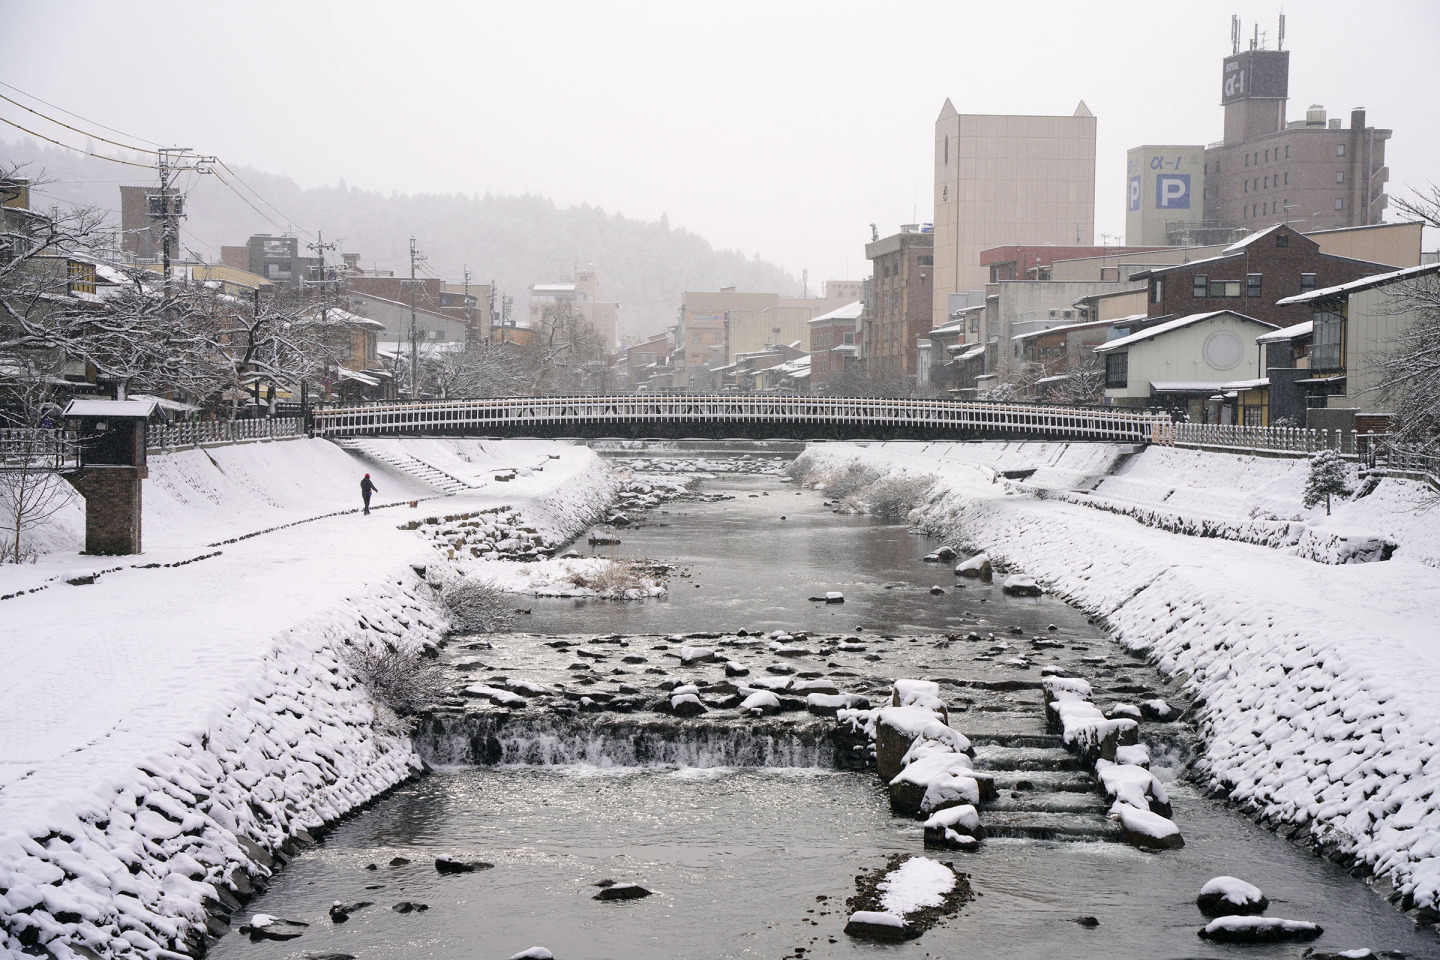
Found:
[594,883,653,901]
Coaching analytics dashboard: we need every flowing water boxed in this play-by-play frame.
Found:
[208,449,1440,960]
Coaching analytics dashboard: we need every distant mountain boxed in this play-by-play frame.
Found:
[2,139,800,339]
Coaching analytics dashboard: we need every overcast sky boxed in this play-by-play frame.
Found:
[3,0,1437,286]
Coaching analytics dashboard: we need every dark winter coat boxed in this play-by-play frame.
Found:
[361,476,377,497]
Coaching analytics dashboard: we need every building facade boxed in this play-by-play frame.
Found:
[932,101,1098,330]
[807,301,862,390]
[527,268,619,349]
[865,225,933,381]
[1125,146,1210,245]
[1132,224,1393,330]
[1128,21,1392,241]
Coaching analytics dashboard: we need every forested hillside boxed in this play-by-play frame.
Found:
[2,140,800,338]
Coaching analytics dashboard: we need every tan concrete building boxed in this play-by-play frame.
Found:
[1126,145,1208,245]
[932,100,1098,330]
[722,306,812,365]
[1128,21,1393,241]
[528,268,619,348]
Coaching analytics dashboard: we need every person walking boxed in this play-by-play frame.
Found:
[360,473,378,514]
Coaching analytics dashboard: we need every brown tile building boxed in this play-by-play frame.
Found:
[1131,223,1393,330]
[865,226,933,380]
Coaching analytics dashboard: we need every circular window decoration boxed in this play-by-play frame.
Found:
[1203,330,1244,371]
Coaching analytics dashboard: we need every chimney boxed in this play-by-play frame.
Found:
[1351,107,1367,131]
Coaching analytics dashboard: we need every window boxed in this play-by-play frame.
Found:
[917,256,933,267]
[1208,280,1242,298]
[1105,351,1129,389]
[1150,279,1163,304]
[842,332,854,345]
[1265,149,1270,162]
[1247,274,1263,298]
[1276,234,1289,248]
[1337,144,1346,157]
[944,135,949,164]
[1285,145,1290,159]
[1300,273,1317,292]
[1193,274,1208,298]
[1312,309,1343,369]
[1245,154,1250,167]
[1245,181,1250,193]
[1284,172,1289,185]
[1336,171,1345,184]
[691,332,702,342]
[1335,198,1345,211]
[1264,176,1270,189]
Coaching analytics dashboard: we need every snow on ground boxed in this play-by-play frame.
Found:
[793,440,1440,914]
[0,437,614,958]
[457,555,666,599]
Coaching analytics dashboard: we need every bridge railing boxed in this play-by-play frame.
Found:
[147,418,305,451]
[0,428,81,472]
[313,395,1170,442]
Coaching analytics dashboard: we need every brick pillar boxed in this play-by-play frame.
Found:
[62,466,144,555]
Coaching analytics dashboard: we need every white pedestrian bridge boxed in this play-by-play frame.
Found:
[313,396,1168,444]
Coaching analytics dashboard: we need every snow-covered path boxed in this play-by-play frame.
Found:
[795,441,1440,916]
[0,438,615,959]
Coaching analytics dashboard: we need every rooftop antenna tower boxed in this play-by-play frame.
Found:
[1231,14,1241,55]
[1277,13,1285,51]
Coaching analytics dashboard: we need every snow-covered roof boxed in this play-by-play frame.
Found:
[128,393,200,413]
[1223,223,1286,254]
[928,319,966,336]
[1275,262,1440,306]
[1035,373,1071,385]
[1295,374,1347,385]
[1149,381,1230,393]
[1094,310,1276,353]
[338,369,381,387]
[1128,252,1240,280]
[808,300,863,324]
[775,356,811,377]
[531,283,576,294]
[1221,377,1270,390]
[1255,320,1313,343]
[954,344,985,360]
[63,399,159,419]
[1010,317,1114,342]
[829,343,858,354]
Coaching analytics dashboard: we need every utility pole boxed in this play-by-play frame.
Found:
[463,264,474,343]
[489,279,497,342]
[150,148,216,296]
[404,237,426,398]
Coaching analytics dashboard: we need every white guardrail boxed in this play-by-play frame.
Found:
[311,396,1170,442]
[147,418,304,450]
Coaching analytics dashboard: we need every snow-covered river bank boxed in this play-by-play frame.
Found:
[3,436,1439,959]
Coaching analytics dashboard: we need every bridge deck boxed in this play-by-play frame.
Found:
[313,396,1166,444]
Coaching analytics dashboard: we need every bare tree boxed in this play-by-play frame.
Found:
[1376,185,1440,454]
[515,300,606,394]
[1045,354,1107,405]
[417,339,526,398]
[0,357,76,563]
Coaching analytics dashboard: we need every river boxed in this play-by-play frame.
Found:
[208,452,1440,960]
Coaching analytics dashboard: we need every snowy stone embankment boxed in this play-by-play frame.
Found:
[0,438,616,959]
[793,440,1440,916]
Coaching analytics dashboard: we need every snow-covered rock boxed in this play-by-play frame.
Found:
[1196,875,1268,917]
[1113,802,1183,850]
[1196,915,1322,943]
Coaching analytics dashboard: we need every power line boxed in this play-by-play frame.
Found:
[0,113,153,168]
[0,90,161,155]
[0,79,167,148]
[216,161,316,242]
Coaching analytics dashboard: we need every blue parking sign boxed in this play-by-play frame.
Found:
[1156,174,1191,209]
[1129,176,1141,212]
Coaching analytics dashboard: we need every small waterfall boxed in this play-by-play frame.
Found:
[415,713,842,769]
